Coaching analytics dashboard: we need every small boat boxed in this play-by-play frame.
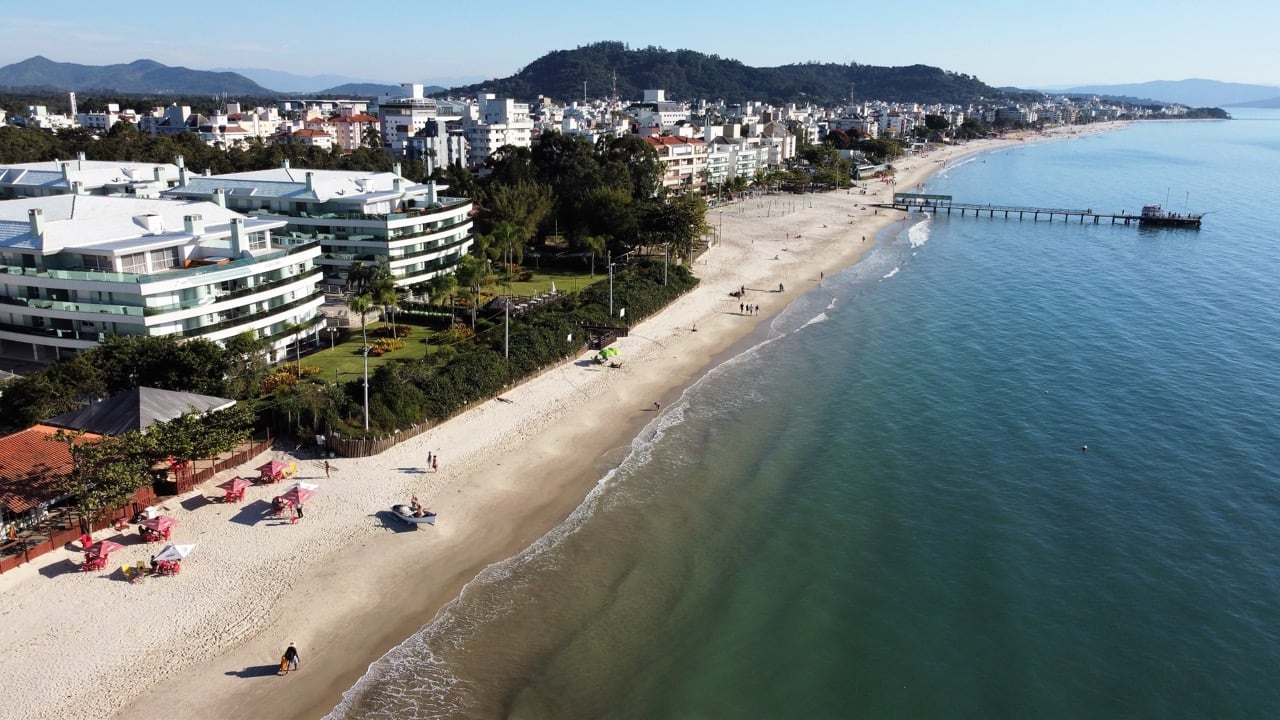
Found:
[391,504,437,525]
[1139,204,1202,228]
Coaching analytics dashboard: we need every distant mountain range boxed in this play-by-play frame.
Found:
[1,52,1264,108]
[214,67,479,95]
[1051,79,1280,108]
[0,56,273,95]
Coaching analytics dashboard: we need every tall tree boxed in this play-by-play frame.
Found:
[52,430,152,533]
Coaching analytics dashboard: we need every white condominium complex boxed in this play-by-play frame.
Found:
[0,195,321,363]
[163,162,474,289]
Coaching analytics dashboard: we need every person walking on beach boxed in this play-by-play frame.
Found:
[427,451,433,470]
[323,460,330,479]
[432,455,439,473]
[283,643,299,672]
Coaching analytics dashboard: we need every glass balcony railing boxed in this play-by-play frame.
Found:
[179,291,324,338]
[143,268,323,316]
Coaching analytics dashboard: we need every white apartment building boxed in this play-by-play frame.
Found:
[0,195,322,363]
[0,154,182,200]
[163,163,474,289]
[463,94,533,168]
[644,136,709,194]
[377,84,464,158]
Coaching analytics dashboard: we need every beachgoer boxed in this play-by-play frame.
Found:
[653,402,661,411]
[411,496,425,517]
[739,302,744,314]
[150,555,158,575]
[778,283,784,293]
[432,456,438,472]
[284,643,299,671]
[323,460,330,479]
[426,451,433,469]
[295,503,304,519]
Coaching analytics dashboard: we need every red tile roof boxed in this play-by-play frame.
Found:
[0,425,102,515]
[643,135,707,147]
[335,113,378,123]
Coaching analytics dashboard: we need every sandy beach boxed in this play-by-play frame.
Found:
[0,124,1119,720]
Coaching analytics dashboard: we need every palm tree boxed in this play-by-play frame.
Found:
[283,320,306,373]
[346,293,373,348]
[453,256,486,329]
[372,279,400,337]
[581,234,607,277]
[428,273,458,321]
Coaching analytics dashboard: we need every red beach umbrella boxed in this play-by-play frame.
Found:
[216,476,250,493]
[90,540,125,557]
[140,516,178,533]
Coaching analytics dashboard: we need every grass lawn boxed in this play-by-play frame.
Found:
[303,322,433,382]
[300,268,607,381]
[496,265,607,299]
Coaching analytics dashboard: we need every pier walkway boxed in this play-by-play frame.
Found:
[887,193,1141,225]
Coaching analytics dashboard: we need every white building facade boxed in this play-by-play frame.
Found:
[0,195,322,363]
[164,163,474,289]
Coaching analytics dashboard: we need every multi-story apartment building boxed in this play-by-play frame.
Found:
[377,84,464,158]
[0,195,322,363]
[463,94,533,168]
[644,135,709,194]
[0,154,182,200]
[163,163,474,289]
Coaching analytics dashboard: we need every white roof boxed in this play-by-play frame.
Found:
[170,168,430,204]
[0,195,284,254]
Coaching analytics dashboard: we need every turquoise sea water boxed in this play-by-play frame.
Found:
[327,111,1280,719]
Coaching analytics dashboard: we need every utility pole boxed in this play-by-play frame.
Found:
[361,345,370,431]
[608,250,614,318]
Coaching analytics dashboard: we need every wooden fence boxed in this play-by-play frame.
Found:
[0,435,272,574]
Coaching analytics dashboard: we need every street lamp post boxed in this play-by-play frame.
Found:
[361,345,370,431]
[663,242,669,286]
[327,326,338,350]
[608,251,614,318]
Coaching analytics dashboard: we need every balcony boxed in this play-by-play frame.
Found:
[142,268,323,316]
[180,291,324,338]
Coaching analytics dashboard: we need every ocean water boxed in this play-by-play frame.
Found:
[326,111,1280,719]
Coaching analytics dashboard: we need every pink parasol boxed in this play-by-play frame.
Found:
[217,476,250,493]
[279,482,319,506]
[140,515,178,532]
[255,460,289,476]
[89,539,125,557]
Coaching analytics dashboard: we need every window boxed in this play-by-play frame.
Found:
[121,252,147,274]
[248,232,268,251]
[149,247,180,270]
[82,254,112,271]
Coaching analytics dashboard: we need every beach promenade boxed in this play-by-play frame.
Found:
[0,124,1117,720]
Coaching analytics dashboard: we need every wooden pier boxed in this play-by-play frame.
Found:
[888,193,1145,226]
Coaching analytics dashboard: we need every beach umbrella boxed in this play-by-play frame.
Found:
[280,482,318,505]
[255,460,289,476]
[154,543,196,561]
[90,540,125,557]
[216,476,249,493]
[140,516,178,533]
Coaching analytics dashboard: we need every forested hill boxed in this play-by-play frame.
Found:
[446,42,1002,105]
[0,56,272,95]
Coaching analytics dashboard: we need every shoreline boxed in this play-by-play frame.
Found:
[0,124,1122,720]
